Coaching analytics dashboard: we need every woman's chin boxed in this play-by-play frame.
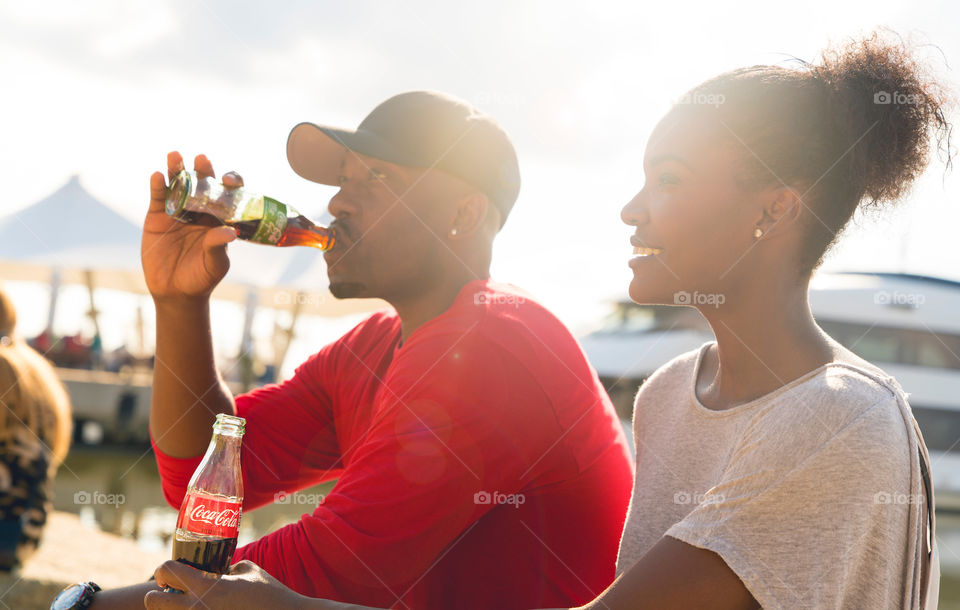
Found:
[627,278,667,306]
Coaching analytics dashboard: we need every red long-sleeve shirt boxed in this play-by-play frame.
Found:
[153,279,633,609]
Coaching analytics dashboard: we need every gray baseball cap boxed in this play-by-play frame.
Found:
[286,91,521,225]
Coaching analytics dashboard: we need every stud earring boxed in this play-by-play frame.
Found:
[450,228,458,236]
[753,227,763,239]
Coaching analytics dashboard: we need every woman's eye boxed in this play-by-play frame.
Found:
[659,173,681,187]
[336,175,348,185]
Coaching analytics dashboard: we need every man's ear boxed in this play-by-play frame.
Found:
[756,186,804,237]
[449,192,491,239]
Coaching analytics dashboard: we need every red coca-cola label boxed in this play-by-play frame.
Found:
[177,492,242,538]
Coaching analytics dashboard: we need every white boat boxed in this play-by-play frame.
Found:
[579,271,960,512]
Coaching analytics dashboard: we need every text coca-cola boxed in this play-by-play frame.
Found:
[172,413,245,575]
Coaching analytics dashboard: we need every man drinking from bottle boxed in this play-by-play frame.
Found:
[89,91,632,610]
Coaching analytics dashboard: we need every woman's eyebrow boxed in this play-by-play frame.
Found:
[647,154,695,173]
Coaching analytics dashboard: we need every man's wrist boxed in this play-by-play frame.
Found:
[153,295,210,317]
[50,581,100,609]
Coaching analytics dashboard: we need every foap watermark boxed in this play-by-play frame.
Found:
[474,293,525,308]
[74,490,125,508]
[274,491,326,505]
[473,490,526,508]
[475,90,526,110]
[873,290,925,308]
[674,490,725,506]
[874,91,923,106]
[874,491,923,505]
[674,290,725,308]
[674,91,725,108]
[273,291,327,307]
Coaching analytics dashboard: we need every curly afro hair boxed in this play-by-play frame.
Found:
[672,30,954,273]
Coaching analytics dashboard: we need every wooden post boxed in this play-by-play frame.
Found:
[273,292,303,382]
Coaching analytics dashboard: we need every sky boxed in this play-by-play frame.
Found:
[2,0,959,370]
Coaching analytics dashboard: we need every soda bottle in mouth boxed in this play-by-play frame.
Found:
[165,170,335,251]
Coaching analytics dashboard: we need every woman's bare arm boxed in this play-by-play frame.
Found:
[572,536,757,610]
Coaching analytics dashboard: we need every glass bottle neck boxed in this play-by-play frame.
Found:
[189,430,243,496]
[206,432,242,469]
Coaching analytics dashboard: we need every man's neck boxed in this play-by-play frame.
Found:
[392,271,488,342]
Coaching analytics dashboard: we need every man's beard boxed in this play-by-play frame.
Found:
[329,282,366,299]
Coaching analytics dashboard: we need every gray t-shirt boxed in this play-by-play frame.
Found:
[616,342,936,609]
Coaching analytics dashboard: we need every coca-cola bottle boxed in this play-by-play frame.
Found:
[165,170,336,250]
[172,413,245,574]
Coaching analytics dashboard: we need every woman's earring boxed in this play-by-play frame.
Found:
[450,228,458,237]
[753,227,763,239]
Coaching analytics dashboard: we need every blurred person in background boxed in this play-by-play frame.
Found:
[0,286,72,572]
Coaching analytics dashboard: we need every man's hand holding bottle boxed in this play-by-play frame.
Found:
[142,152,240,303]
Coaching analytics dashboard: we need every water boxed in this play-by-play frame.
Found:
[52,446,960,607]
[52,446,335,554]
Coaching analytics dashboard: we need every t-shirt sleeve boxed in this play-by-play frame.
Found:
[231,331,557,603]
[664,397,912,609]
[152,347,340,511]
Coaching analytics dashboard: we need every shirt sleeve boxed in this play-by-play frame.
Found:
[152,347,341,511]
[231,331,555,604]
[664,397,913,610]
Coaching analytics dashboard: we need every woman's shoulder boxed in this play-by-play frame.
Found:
[748,362,911,460]
[819,361,901,405]
[648,342,708,381]
[634,343,708,399]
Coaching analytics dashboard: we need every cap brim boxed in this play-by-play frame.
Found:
[286,122,402,186]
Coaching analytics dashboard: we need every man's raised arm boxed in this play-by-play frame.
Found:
[142,151,238,458]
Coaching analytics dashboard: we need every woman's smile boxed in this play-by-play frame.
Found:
[629,235,664,268]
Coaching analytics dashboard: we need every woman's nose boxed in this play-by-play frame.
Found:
[621,191,648,227]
